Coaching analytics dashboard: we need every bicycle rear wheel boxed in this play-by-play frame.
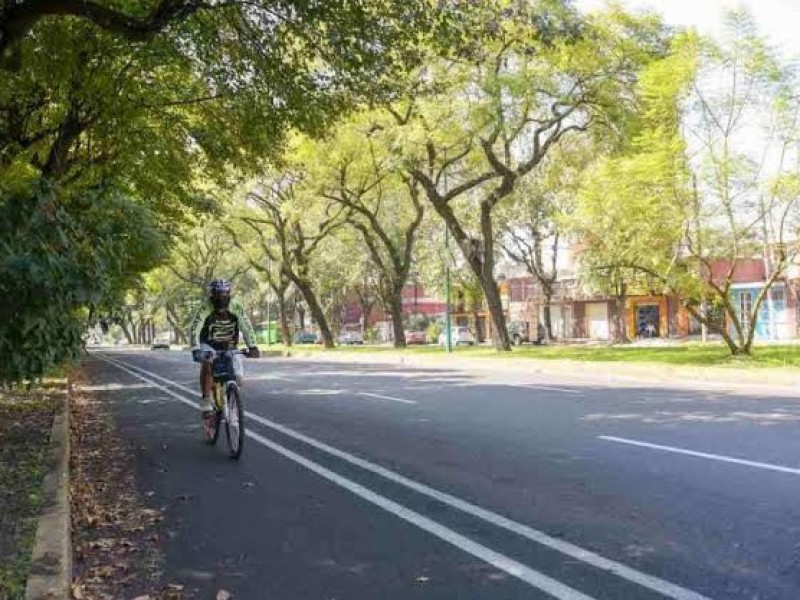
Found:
[225,384,245,459]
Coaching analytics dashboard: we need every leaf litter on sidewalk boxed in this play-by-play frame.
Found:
[70,372,188,600]
[0,385,59,600]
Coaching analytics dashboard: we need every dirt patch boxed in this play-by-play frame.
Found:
[0,387,59,600]
[70,377,186,600]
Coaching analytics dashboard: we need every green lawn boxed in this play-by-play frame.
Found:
[510,343,800,368]
[265,342,800,369]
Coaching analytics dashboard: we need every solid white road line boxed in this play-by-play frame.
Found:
[95,354,593,600]
[98,353,713,600]
[357,392,417,405]
[599,435,800,476]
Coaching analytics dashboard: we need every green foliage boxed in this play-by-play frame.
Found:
[572,34,699,299]
[0,184,168,383]
[426,321,443,342]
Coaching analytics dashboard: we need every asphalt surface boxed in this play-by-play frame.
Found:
[83,349,800,600]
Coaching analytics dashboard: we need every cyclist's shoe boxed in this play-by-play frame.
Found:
[200,395,213,412]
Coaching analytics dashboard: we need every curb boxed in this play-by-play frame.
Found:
[25,383,71,600]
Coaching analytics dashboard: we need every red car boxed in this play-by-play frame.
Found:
[404,330,427,345]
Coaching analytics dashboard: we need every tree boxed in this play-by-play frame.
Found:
[0,183,169,383]
[316,118,425,347]
[226,216,298,347]
[141,268,195,344]
[499,141,592,340]
[578,13,800,356]
[1,1,462,198]
[572,32,698,344]
[0,0,479,374]
[389,3,666,350]
[238,173,347,349]
[680,10,800,354]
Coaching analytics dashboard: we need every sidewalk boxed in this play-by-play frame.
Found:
[280,348,800,396]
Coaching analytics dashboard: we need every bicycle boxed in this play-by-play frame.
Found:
[204,348,249,459]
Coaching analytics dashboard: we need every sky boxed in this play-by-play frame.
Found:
[574,0,800,60]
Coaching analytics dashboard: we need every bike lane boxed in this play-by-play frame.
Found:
[82,354,547,600]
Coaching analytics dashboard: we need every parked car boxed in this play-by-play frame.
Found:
[437,326,475,346]
[151,338,170,351]
[507,320,530,345]
[337,330,364,345]
[404,330,427,345]
[507,321,546,345]
[293,331,318,344]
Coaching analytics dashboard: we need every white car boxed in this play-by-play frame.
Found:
[438,326,475,346]
[337,331,365,345]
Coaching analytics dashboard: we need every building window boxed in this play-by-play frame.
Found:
[739,291,753,328]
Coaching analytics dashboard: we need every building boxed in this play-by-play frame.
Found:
[338,253,800,344]
[709,259,798,341]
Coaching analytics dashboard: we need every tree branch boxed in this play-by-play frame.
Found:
[2,0,208,58]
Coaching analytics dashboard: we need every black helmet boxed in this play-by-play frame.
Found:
[209,279,231,311]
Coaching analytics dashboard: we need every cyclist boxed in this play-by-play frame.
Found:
[190,279,261,426]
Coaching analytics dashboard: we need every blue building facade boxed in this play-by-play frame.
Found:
[730,283,791,340]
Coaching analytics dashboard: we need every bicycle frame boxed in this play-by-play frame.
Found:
[206,348,247,459]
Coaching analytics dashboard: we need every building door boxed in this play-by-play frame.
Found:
[586,302,609,340]
[637,305,660,337]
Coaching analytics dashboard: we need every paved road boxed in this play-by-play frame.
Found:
[84,350,800,599]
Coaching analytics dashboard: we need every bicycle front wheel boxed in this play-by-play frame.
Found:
[225,384,245,460]
[205,410,222,446]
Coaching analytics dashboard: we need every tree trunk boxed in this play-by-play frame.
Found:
[477,203,510,350]
[719,292,748,355]
[360,304,372,338]
[165,304,186,344]
[386,291,406,348]
[542,284,554,341]
[685,302,744,356]
[479,274,510,350]
[293,278,334,348]
[277,292,292,347]
[612,294,629,344]
[119,317,134,344]
[42,109,84,178]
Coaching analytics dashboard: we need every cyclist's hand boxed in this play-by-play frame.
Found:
[248,346,261,359]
